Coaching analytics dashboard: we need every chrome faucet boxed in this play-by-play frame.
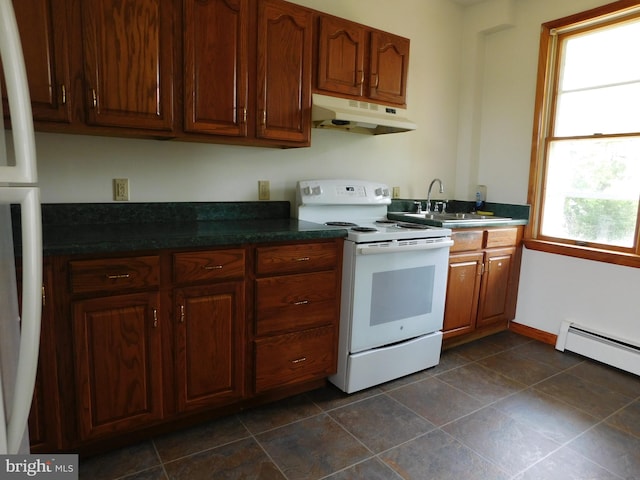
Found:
[426,178,444,214]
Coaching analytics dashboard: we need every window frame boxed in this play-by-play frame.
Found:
[525,0,640,269]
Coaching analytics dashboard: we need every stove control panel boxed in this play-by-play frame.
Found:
[297,179,392,205]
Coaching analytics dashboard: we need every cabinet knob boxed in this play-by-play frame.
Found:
[179,304,185,323]
[91,88,97,108]
[293,300,310,306]
[291,357,307,364]
[152,308,158,328]
[61,84,67,105]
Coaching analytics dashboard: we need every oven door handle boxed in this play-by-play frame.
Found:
[357,239,453,255]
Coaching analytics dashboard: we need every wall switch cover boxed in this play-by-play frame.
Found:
[258,180,270,200]
[113,178,129,201]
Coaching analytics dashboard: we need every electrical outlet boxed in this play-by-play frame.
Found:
[392,186,400,198]
[113,178,129,201]
[258,180,270,200]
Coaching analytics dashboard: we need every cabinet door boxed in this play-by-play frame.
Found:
[477,247,515,328]
[81,0,174,130]
[256,0,312,144]
[368,31,409,106]
[443,252,483,339]
[183,0,249,136]
[73,292,163,440]
[174,282,245,412]
[3,0,72,122]
[19,263,61,452]
[316,16,365,97]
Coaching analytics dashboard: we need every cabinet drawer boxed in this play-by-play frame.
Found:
[255,242,338,276]
[70,256,160,294]
[254,325,336,393]
[255,271,338,335]
[174,249,245,284]
[484,227,518,248]
[450,230,483,252]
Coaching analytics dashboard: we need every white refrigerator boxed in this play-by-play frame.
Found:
[0,0,43,454]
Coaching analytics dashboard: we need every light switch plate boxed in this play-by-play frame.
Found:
[258,180,270,200]
[113,178,129,201]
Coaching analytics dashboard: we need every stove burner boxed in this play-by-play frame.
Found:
[351,226,378,232]
[325,221,358,227]
[397,222,429,230]
[375,220,398,225]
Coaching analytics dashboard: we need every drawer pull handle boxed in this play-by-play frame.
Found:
[152,308,158,328]
[296,257,310,262]
[179,304,185,323]
[293,300,309,306]
[291,357,307,364]
[106,273,130,280]
[202,264,223,270]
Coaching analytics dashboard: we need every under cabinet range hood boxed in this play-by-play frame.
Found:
[311,93,416,135]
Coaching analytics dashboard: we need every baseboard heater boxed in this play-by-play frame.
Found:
[556,320,640,376]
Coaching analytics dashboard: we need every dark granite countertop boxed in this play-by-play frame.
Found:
[12,202,347,256]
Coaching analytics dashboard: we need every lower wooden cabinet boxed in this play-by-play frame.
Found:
[477,247,516,329]
[255,324,336,393]
[444,251,483,338]
[252,240,341,394]
[72,292,163,441]
[174,282,245,412]
[443,227,522,344]
[21,262,62,453]
[34,239,342,453]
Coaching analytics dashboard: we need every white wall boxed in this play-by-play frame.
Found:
[469,0,640,343]
[36,0,463,206]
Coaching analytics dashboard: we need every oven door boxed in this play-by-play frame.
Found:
[343,239,452,353]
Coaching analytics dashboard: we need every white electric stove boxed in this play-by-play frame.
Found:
[296,179,453,393]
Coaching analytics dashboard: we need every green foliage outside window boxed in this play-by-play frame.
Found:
[563,198,637,244]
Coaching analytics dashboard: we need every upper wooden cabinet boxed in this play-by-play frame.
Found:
[316,15,410,106]
[183,0,249,136]
[316,16,366,98]
[256,0,313,144]
[3,0,72,123]
[182,0,312,145]
[7,0,407,143]
[80,0,174,131]
[368,31,409,106]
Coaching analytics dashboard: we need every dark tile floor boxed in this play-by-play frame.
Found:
[79,331,640,480]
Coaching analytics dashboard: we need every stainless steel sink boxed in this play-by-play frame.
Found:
[402,212,512,222]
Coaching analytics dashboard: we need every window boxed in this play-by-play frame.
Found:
[527,1,640,267]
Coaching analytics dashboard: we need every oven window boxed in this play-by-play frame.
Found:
[370,266,434,326]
